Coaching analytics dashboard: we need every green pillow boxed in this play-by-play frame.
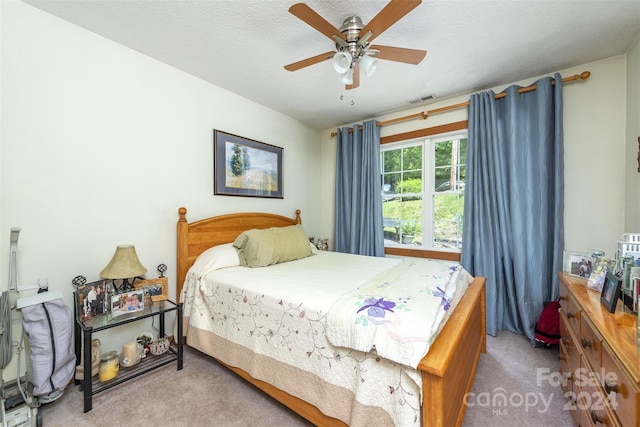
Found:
[233,224,312,267]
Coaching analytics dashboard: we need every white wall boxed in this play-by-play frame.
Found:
[625,36,640,232]
[320,56,628,258]
[1,0,321,367]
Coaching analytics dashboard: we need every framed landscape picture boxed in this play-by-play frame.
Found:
[213,129,283,199]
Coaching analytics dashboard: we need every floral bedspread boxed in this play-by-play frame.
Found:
[326,258,474,368]
[180,251,472,426]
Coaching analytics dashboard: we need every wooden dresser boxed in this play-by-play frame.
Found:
[558,272,640,426]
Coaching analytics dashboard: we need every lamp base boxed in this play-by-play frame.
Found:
[113,278,136,293]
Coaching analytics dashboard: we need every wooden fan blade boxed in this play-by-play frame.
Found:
[360,0,421,43]
[284,51,334,71]
[289,3,346,42]
[346,63,360,90]
[370,45,426,64]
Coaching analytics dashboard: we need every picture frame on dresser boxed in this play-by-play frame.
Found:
[600,271,622,313]
[586,256,617,292]
[563,250,593,278]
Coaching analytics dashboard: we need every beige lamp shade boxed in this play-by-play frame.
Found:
[100,244,147,279]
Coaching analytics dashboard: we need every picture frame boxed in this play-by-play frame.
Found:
[74,279,110,321]
[600,271,622,313]
[134,277,168,302]
[563,251,594,278]
[110,290,145,317]
[586,257,617,292]
[213,129,283,198]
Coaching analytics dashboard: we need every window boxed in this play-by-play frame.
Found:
[381,131,467,251]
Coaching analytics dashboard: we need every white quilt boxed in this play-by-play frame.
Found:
[326,258,474,368]
[181,249,472,426]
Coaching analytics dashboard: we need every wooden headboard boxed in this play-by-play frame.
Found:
[176,207,302,300]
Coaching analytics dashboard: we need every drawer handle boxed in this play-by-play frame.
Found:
[561,336,568,345]
[581,338,592,348]
[604,378,618,394]
[567,311,576,319]
[559,295,568,301]
[558,353,566,361]
[590,410,602,424]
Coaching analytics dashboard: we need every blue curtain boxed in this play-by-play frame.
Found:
[461,74,564,342]
[334,120,385,256]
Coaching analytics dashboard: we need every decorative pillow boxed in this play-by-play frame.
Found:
[233,224,312,267]
[190,243,240,275]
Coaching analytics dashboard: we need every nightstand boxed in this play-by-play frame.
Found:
[73,296,183,412]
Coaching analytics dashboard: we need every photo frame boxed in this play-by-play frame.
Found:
[563,251,594,278]
[110,290,145,317]
[213,129,283,198]
[600,271,622,313]
[134,277,168,302]
[74,279,110,321]
[586,257,617,292]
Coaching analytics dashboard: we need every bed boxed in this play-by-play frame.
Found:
[176,207,486,426]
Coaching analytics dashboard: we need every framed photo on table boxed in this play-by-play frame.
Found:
[134,277,168,302]
[213,129,283,199]
[111,290,145,317]
[600,272,622,313]
[74,279,110,321]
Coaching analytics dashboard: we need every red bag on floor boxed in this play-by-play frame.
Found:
[534,301,560,346]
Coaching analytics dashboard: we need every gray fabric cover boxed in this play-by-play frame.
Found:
[22,298,75,397]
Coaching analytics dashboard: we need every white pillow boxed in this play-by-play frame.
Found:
[190,243,240,276]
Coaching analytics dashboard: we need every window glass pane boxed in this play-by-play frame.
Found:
[383,150,401,173]
[434,140,452,168]
[459,138,468,164]
[400,196,422,245]
[380,130,466,250]
[400,171,422,194]
[382,172,402,194]
[434,166,451,191]
[382,199,401,244]
[433,194,463,249]
[402,146,422,170]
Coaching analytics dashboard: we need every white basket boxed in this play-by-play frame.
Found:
[621,233,640,243]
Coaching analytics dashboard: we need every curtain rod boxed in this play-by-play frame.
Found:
[330,71,591,137]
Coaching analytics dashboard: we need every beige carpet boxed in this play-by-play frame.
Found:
[39,331,573,426]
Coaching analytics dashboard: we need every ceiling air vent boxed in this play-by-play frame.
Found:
[409,94,435,105]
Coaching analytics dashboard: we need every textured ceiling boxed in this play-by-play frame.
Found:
[22,0,640,130]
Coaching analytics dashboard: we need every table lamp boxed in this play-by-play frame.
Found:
[100,244,147,292]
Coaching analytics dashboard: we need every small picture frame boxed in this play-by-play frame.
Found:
[563,251,594,278]
[600,271,622,313]
[74,279,110,321]
[111,290,145,317]
[134,277,169,302]
[587,257,617,292]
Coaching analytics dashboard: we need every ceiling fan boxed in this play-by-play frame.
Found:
[284,0,427,90]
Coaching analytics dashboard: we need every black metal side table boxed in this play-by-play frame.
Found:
[73,296,183,412]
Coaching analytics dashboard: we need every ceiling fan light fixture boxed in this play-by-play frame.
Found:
[340,68,354,85]
[359,54,378,77]
[332,51,352,74]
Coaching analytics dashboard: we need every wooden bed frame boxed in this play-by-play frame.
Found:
[176,207,486,427]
